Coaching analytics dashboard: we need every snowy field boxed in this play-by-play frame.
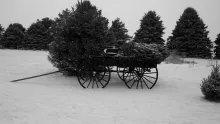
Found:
[0,49,220,124]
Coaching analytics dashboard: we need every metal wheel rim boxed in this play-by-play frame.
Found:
[123,67,158,89]
[117,66,127,81]
[77,66,111,88]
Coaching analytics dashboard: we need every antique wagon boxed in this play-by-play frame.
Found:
[11,46,159,89]
[77,46,158,89]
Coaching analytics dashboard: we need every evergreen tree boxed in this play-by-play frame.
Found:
[108,30,117,42]
[0,24,4,37]
[56,8,72,24]
[214,33,220,59]
[167,7,212,58]
[0,24,4,41]
[23,21,48,50]
[109,18,131,46]
[1,23,25,49]
[0,24,4,48]
[41,17,54,29]
[50,8,73,44]
[23,17,54,50]
[48,0,109,72]
[134,11,165,44]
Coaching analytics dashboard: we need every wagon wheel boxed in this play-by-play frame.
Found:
[117,66,127,81]
[77,66,111,88]
[123,67,158,89]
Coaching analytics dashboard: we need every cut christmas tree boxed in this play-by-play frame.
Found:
[119,42,169,66]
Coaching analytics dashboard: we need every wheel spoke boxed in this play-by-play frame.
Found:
[140,79,143,89]
[82,75,90,85]
[126,75,135,83]
[144,72,157,74]
[117,67,125,81]
[92,77,95,88]
[124,72,130,78]
[102,78,108,83]
[97,79,106,87]
[130,79,136,88]
[98,80,104,87]
[86,78,92,88]
[136,79,139,89]
[124,72,130,80]
[143,76,154,85]
[141,78,149,89]
[98,67,111,88]
[95,79,99,88]
[144,75,157,79]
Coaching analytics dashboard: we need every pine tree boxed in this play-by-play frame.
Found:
[167,7,212,58]
[40,17,54,49]
[0,24,4,40]
[134,11,165,44]
[23,17,54,50]
[24,21,48,50]
[0,24,4,37]
[214,33,220,59]
[0,24,4,48]
[201,65,220,101]
[50,8,72,43]
[109,18,131,46]
[1,23,25,49]
[48,0,109,72]
[41,17,54,29]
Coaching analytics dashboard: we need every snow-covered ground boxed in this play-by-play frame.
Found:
[0,49,220,124]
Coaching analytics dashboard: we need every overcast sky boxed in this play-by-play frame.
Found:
[0,0,219,41]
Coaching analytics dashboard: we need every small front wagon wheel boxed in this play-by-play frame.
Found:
[77,66,111,88]
[123,67,158,89]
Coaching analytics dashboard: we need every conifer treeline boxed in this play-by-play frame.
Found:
[0,16,131,50]
[0,2,219,59]
[0,18,54,50]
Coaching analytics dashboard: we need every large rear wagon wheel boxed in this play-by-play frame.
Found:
[77,66,111,88]
[123,67,158,89]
